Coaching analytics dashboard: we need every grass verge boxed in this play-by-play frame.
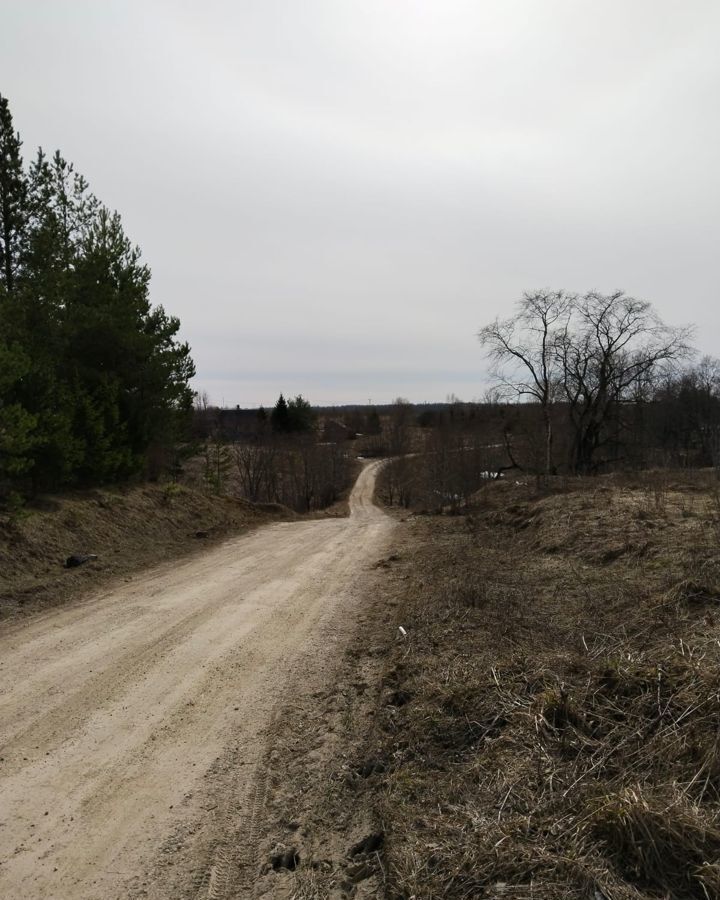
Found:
[376,473,720,899]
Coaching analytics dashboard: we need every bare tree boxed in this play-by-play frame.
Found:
[480,290,693,476]
[479,290,573,479]
[234,441,272,502]
[192,390,215,440]
[695,357,720,471]
[652,356,720,468]
[557,291,693,474]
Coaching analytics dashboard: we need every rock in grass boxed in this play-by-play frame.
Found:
[64,554,98,569]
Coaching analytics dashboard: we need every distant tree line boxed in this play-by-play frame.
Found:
[0,95,195,498]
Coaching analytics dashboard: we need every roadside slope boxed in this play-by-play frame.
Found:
[0,483,289,617]
[0,461,394,900]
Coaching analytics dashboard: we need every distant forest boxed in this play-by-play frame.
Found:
[0,95,195,497]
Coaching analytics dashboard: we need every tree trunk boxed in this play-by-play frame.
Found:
[543,407,553,483]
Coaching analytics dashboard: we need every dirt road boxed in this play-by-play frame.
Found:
[0,460,395,899]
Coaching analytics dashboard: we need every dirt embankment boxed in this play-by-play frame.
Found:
[0,484,291,618]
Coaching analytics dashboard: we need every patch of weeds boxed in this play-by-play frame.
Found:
[96,491,121,510]
[161,482,183,505]
[0,490,29,524]
[669,559,720,607]
[589,790,720,898]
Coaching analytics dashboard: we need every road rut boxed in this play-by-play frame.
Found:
[0,460,394,899]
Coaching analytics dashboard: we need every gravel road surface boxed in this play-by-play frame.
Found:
[0,460,394,899]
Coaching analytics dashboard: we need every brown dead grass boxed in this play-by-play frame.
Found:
[371,471,720,899]
[0,483,292,618]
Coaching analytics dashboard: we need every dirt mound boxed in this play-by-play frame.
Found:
[0,484,288,617]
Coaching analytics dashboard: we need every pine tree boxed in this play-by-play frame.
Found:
[12,148,98,485]
[287,394,315,433]
[0,341,36,480]
[70,206,195,479]
[0,95,196,494]
[0,93,27,295]
[271,394,290,433]
[0,95,35,488]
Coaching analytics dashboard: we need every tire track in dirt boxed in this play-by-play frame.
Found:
[142,473,391,899]
[190,516,380,898]
[0,518,350,763]
[0,461,394,900]
[0,525,295,726]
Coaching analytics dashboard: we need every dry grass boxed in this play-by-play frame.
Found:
[0,483,289,617]
[373,470,720,899]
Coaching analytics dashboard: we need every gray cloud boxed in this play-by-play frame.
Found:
[2,0,718,404]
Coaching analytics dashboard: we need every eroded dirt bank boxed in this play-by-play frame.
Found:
[0,461,395,900]
[0,483,291,618]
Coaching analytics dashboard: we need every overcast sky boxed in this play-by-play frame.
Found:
[2,1,719,406]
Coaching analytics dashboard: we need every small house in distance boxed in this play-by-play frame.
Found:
[322,418,358,442]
